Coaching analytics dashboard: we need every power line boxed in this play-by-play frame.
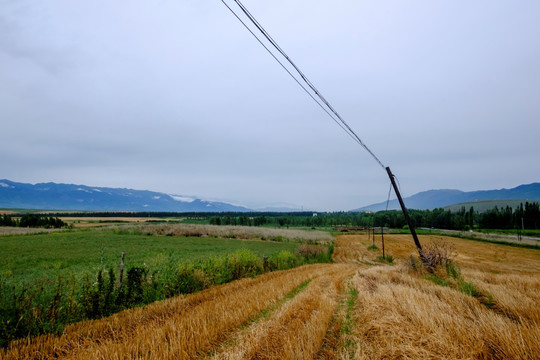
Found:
[219,0,354,140]
[221,0,385,169]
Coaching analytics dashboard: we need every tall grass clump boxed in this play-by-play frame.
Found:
[268,250,298,271]
[0,276,80,347]
[296,243,334,263]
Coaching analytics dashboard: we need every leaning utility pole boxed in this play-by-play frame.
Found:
[386,167,424,259]
[222,0,425,260]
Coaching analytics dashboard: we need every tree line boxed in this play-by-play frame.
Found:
[2,202,539,231]
[0,214,66,228]
[209,202,540,231]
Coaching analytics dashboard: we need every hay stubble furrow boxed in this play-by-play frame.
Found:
[209,264,356,360]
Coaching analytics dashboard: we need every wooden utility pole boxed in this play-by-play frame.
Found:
[385,167,424,259]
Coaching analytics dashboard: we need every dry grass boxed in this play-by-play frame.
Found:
[61,217,171,228]
[342,265,540,359]
[210,264,356,360]
[338,233,540,274]
[433,228,540,247]
[0,226,64,236]
[462,269,540,324]
[128,223,334,243]
[332,235,374,264]
[335,234,540,360]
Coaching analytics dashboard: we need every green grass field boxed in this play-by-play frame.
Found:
[0,228,300,287]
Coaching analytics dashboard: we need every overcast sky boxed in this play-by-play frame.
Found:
[1,1,539,211]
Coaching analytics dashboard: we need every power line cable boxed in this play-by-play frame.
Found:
[220,0,355,143]
[222,0,385,169]
[232,0,374,153]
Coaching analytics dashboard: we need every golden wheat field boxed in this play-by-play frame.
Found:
[2,233,539,359]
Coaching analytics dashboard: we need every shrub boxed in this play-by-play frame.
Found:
[377,255,394,264]
[125,267,148,305]
[169,265,210,295]
[268,250,298,271]
[421,240,455,272]
[228,249,263,280]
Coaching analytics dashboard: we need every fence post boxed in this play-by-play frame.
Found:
[382,226,385,259]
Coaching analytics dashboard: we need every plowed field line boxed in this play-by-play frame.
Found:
[209,264,356,360]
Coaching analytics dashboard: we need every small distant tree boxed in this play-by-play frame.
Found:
[0,214,16,226]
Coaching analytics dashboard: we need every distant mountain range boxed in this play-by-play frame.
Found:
[0,179,252,212]
[355,183,540,212]
[2,179,539,213]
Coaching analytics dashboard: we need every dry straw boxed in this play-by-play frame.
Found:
[121,223,333,243]
[211,264,356,360]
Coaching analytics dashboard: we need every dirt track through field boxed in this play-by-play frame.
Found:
[3,233,540,359]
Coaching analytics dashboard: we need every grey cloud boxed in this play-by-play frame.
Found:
[1,0,539,211]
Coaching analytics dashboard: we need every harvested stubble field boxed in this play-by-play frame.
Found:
[60,217,174,228]
[0,227,64,236]
[128,223,334,244]
[3,233,540,359]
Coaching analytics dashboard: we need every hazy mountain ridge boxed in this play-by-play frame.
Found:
[2,180,539,213]
[355,183,540,212]
[0,180,250,212]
